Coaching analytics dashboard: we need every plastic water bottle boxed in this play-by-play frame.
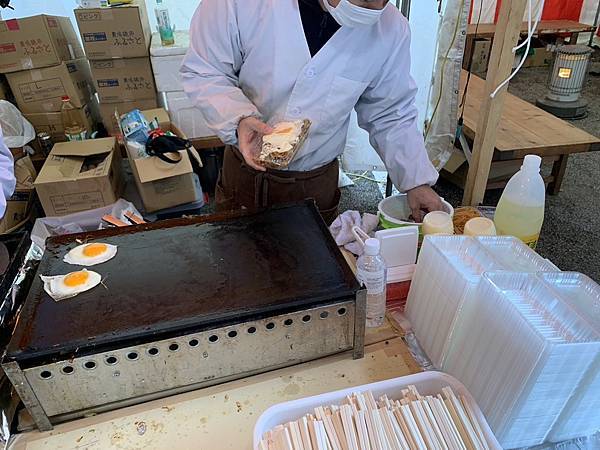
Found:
[494,154,546,249]
[60,96,87,141]
[155,0,175,46]
[357,238,387,328]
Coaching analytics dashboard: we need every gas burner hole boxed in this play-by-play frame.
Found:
[227,330,238,338]
[302,315,311,323]
[266,322,275,330]
[247,326,257,334]
[337,307,347,316]
[105,356,118,365]
[188,339,199,347]
[168,343,180,352]
[319,311,329,319]
[83,361,96,370]
[61,366,74,375]
[208,335,219,343]
[127,351,139,361]
[147,348,159,356]
[40,371,52,380]
[284,319,293,326]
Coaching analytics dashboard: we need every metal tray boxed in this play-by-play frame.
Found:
[2,202,365,431]
[7,201,360,365]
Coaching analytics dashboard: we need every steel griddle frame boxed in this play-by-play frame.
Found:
[2,201,366,431]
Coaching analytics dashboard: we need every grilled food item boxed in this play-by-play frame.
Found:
[259,119,311,169]
[64,243,118,267]
[41,270,102,301]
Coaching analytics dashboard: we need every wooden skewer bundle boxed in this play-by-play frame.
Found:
[259,386,491,450]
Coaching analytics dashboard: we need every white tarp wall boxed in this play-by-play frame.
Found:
[0,0,201,36]
[342,0,444,172]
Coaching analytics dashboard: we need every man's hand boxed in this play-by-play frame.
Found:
[237,117,274,171]
[406,185,444,223]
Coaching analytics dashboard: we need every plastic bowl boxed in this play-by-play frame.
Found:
[378,194,454,230]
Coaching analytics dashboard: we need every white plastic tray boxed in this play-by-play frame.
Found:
[253,371,502,449]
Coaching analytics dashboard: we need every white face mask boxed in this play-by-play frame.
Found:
[323,0,385,28]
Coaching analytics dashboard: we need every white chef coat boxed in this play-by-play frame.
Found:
[0,125,16,219]
[180,0,439,192]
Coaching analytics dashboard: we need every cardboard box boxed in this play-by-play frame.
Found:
[34,137,124,216]
[6,59,92,114]
[98,97,157,135]
[515,38,553,68]
[469,38,492,74]
[0,190,34,234]
[0,15,84,74]
[25,104,95,143]
[0,74,13,101]
[74,4,151,60]
[90,57,156,103]
[126,109,201,212]
[1,156,37,233]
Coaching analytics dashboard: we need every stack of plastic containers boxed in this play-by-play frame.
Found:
[405,236,501,368]
[542,273,600,443]
[405,236,556,369]
[444,272,600,448]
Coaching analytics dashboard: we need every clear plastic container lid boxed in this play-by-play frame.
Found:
[475,236,559,273]
[424,235,501,282]
[484,272,599,343]
[540,272,600,332]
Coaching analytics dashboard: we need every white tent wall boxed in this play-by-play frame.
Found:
[0,0,202,39]
[342,1,446,173]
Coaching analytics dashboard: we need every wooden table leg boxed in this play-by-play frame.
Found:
[568,32,580,44]
[548,154,569,195]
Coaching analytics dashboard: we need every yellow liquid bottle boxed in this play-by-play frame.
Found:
[494,155,546,249]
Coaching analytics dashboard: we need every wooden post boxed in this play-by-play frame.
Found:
[462,0,528,206]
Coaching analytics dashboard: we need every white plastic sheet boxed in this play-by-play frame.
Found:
[0,101,35,149]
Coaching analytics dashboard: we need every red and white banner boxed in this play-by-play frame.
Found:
[469,0,598,29]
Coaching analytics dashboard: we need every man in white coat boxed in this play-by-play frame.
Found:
[181,0,443,223]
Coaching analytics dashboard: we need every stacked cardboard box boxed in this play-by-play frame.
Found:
[0,15,95,142]
[75,2,157,135]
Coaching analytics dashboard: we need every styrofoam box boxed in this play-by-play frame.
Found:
[162,91,213,139]
[150,31,190,93]
[253,371,502,450]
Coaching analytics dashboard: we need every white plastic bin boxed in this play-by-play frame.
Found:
[253,371,501,449]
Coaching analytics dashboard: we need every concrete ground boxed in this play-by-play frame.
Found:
[340,46,600,281]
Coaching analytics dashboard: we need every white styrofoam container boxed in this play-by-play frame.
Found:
[253,371,501,450]
[150,31,190,92]
[163,91,213,139]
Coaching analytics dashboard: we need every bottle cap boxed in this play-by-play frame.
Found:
[61,96,70,101]
[363,238,380,256]
[522,154,542,172]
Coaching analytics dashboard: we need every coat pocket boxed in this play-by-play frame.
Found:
[322,76,369,124]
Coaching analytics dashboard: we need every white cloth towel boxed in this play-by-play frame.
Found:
[330,211,379,256]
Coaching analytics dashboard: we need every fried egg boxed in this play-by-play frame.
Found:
[64,242,117,266]
[41,270,102,301]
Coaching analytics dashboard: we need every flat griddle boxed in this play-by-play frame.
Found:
[7,202,359,365]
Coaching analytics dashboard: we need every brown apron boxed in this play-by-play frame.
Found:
[215,146,341,224]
